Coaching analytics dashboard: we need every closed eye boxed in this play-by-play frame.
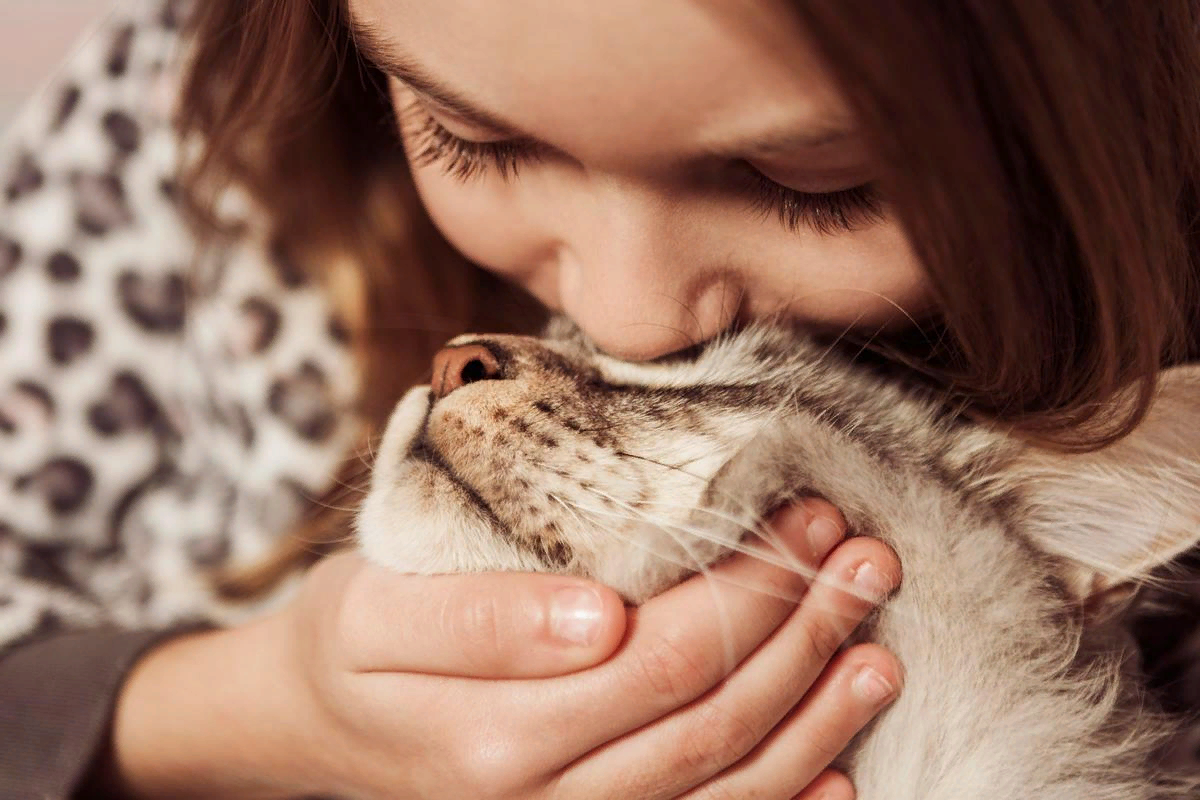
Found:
[398,99,885,236]
[401,99,544,180]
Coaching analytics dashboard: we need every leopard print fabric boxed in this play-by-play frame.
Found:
[0,0,363,650]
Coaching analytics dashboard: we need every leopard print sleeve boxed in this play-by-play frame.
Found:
[0,0,197,652]
[0,1,363,794]
[0,0,362,651]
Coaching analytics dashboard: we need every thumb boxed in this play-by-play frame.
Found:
[331,553,628,678]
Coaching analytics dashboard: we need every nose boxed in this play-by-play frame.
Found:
[551,186,743,361]
[430,343,502,400]
[559,265,744,361]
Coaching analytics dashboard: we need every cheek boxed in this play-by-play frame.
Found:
[389,80,562,302]
[755,220,932,328]
[409,162,565,303]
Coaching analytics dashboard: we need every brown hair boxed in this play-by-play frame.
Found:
[177,1,1200,592]
[789,0,1200,446]
[177,1,543,592]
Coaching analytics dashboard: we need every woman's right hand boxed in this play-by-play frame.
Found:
[106,500,901,800]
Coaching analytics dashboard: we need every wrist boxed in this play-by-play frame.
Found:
[103,616,317,798]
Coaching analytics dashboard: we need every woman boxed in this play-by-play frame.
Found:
[0,0,1196,797]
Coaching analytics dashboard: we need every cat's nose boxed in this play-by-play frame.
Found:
[431,343,503,399]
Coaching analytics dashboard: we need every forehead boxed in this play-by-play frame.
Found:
[351,0,854,165]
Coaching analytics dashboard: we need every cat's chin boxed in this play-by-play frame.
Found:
[356,387,546,576]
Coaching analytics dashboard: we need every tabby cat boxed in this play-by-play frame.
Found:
[358,320,1200,799]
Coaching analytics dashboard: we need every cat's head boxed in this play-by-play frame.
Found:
[358,320,1200,608]
[358,320,821,601]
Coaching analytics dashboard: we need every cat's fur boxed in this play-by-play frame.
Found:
[358,320,1200,799]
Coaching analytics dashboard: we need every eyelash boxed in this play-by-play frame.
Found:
[740,169,884,235]
[404,102,542,181]
[402,102,884,235]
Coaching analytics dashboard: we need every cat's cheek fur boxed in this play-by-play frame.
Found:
[357,387,544,575]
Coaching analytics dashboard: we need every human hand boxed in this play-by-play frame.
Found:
[107,499,901,799]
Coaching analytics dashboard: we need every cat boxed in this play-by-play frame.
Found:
[358,319,1200,799]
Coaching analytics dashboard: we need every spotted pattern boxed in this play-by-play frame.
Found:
[4,153,44,204]
[0,0,362,654]
[116,269,186,332]
[46,251,82,282]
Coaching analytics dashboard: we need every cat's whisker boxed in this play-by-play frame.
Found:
[549,495,715,580]
[562,496,837,607]
[612,450,712,482]
[328,471,371,497]
[555,495,809,670]
[575,485,906,613]
[561,496,756,668]
[556,490,717,576]
[833,289,924,340]
[364,431,381,467]
[295,531,358,547]
[308,502,360,513]
[574,487,817,594]
[722,283,748,335]
[555,492,729,580]
[657,292,708,348]
[575,465,793,560]
[330,479,370,496]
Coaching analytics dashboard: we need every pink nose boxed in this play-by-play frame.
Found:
[430,343,502,400]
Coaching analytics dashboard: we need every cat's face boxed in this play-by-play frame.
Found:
[358,323,839,601]
[359,320,1200,608]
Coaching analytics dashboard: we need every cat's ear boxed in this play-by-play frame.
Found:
[1011,365,1200,611]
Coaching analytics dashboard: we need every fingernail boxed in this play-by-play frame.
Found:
[550,586,604,646]
[807,516,843,560]
[852,561,892,602]
[852,665,896,705]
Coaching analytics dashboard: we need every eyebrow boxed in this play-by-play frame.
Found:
[717,126,861,159]
[349,15,862,162]
[350,18,525,135]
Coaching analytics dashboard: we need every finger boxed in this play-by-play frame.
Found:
[684,646,900,800]
[529,500,844,748]
[557,538,900,799]
[332,554,627,678]
[792,769,856,800]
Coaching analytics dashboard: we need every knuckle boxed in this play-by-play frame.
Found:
[776,561,818,597]
[451,593,509,666]
[802,722,848,767]
[691,781,742,800]
[678,702,762,776]
[799,611,848,664]
[809,770,856,800]
[634,628,714,704]
[330,574,372,666]
[810,736,846,769]
[458,732,536,797]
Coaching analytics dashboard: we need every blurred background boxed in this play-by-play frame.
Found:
[0,0,111,127]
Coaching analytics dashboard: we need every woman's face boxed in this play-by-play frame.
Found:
[351,0,930,360]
